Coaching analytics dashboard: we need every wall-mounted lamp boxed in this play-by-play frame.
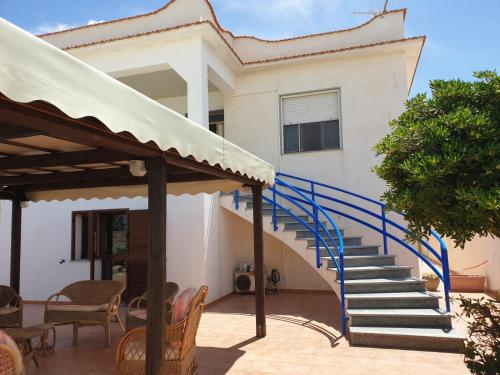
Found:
[129,160,147,177]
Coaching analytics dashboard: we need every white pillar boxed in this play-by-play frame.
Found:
[187,60,209,128]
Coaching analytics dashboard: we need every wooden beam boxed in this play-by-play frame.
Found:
[145,158,167,375]
[0,149,130,170]
[10,200,22,293]
[164,151,259,186]
[20,172,221,194]
[252,185,266,338]
[89,212,95,280]
[0,167,134,186]
[0,98,161,158]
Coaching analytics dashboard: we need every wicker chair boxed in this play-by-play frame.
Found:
[116,285,208,375]
[0,286,23,329]
[126,282,179,331]
[44,280,125,346]
[0,331,23,375]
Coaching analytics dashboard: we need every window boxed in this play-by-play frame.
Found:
[71,210,128,261]
[209,110,224,137]
[281,90,341,153]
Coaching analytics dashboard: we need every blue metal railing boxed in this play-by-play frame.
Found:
[275,172,451,313]
[231,172,451,336]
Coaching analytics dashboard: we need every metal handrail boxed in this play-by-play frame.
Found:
[276,172,452,313]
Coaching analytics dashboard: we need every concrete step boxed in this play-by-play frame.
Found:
[306,237,362,247]
[311,245,380,257]
[340,278,426,294]
[284,221,327,231]
[345,292,440,309]
[245,201,273,209]
[307,237,362,247]
[347,309,453,328]
[295,228,344,239]
[272,214,309,223]
[322,255,395,268]
[349,326,465,352]
[334,265,412,280]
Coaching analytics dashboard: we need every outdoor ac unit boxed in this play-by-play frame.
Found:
[234,272,255,294]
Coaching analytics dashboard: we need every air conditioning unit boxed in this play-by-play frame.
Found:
[235,272,255,294]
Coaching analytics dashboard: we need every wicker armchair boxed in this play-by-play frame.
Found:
[0,331,23,375]
[116,285,208,375]
[44,280,125,346]
[0,286,23,329]
[126,282,179,331]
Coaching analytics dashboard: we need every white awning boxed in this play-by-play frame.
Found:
[0,18,274,201]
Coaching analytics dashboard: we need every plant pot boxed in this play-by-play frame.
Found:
[450,275,485,292]
[424,278,440,291]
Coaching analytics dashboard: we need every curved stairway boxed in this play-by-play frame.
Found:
[220,186,465,352]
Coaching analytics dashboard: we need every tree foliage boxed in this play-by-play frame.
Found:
[374,71,500,247]
[456,295,500,375]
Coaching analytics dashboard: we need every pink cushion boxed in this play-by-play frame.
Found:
[172,288,196,323]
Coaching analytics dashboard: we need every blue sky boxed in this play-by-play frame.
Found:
[1,0,498,97]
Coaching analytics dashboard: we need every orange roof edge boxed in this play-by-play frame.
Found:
[37,0,407,45]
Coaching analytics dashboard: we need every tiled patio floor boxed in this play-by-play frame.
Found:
[20,292,473,375]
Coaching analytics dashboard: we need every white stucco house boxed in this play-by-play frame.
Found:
[3,0,494,350]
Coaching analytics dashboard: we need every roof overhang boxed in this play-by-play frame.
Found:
[0,18,275,202]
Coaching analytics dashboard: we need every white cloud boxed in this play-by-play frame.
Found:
[32,19,105,34]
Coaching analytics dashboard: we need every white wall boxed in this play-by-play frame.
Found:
[224,51,419,274]
[447,236,500,292]
[0,195,236,302]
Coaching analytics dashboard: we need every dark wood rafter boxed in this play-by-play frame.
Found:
[145,158,167,375]
[164,151,259,186]
[10,199,22,293]
[0,149,130,170]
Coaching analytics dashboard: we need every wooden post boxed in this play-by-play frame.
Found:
[146,158,167,375]
[10,199,22,293]
[88,212,95,280]
[252,185,266,338]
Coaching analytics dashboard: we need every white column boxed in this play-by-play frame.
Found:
[187,60,209,128]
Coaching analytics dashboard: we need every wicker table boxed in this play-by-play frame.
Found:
[5,323,56,368]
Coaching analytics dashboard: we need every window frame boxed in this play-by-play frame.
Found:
[71,208,129,261]
[280,89,343,155]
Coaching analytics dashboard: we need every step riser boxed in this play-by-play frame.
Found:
[349,316,452,329]
[296,229,343,239]
[346,298,440,309]
[329,257,395,268]
[284,222,326,231]
[344,282,426,294]
[273,216,309,223]
[349,332,463,352]
[340,268,412,280]
[308,238,362,247]
[324,247,379,257]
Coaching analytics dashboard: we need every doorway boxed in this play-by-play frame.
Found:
[72,209,150,302]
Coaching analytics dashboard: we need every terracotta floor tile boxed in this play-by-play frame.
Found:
[14,292,474,374]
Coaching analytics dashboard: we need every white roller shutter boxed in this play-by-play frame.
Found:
[282,91,339,125]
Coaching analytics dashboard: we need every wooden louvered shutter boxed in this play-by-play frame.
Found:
[127,210,150,300]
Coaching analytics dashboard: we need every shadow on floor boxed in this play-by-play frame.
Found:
[197,345,246,374]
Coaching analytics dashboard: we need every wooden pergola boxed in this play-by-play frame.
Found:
[0,94,267,374]
[0,18,273,374]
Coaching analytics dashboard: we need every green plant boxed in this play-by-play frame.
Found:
[422,272,439,280]
[374,71,500,248]
[456,295,500,374]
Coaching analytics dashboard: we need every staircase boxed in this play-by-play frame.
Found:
[220,174,465,352]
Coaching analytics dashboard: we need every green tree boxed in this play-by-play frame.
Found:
[374,71,500,247]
